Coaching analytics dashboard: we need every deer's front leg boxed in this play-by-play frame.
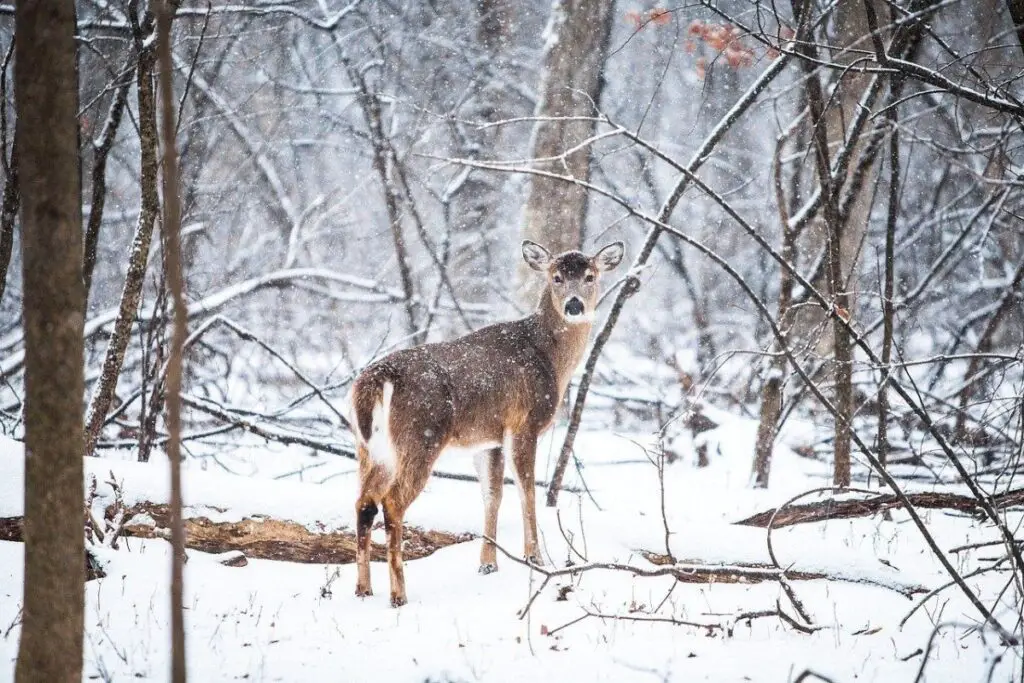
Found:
[510,431,542,565]
[474,447,504,574]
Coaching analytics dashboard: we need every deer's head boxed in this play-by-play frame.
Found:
[522,240,625,324]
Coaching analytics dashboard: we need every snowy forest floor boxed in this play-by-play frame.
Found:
[0,413,1021,682]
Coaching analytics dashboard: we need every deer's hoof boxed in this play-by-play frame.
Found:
[478,563,498,575]
[355,586,373,598]
[525,555,545,567]
[390,593,408,608]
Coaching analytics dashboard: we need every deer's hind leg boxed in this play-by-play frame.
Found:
[474,447,504,574]
[355,444,389,597]
[381,451,438,607]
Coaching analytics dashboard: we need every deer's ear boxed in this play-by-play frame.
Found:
[593,242,624,271]
[522,240,552,271]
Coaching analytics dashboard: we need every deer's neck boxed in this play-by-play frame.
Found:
[531,289,592,400]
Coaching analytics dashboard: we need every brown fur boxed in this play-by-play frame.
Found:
[349,242,624,606]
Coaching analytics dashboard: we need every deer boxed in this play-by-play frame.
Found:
[348,240,624,606]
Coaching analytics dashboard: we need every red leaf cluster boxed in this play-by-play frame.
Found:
[686,20,755,70]
[624,7,672,30]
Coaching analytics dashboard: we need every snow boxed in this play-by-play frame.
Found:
[0,418,1021,682]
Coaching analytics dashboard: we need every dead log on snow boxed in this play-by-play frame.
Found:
[1,501,473,566]
[735,488,1024,529]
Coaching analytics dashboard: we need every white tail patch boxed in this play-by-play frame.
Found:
[366,381,396,472]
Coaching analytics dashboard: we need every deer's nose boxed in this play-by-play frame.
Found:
[564,297,584,317]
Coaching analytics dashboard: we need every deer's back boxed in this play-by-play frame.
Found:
[360,318,559,451]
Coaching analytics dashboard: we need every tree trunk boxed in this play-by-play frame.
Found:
[83,15,159,457]
[476,0,512,52]
[156,3,187,680]
[752,134,799,488]
[877,65,902,478]
[793,0,854,487]
[344,60,418,337]
[0,138,17,302]
[0,39,18,304]
[518,0,614,305]
[13,0,86,681]
[83,60,135,302]
[1007,0,1024,57]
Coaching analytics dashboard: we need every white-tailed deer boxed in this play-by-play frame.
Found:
[349,240,624,606]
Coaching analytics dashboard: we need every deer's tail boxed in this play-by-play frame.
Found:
[350,365,395,444]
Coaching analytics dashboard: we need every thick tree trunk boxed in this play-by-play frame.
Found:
[13,1,86,681]
[788,4,874,351]
[518,0,614,305]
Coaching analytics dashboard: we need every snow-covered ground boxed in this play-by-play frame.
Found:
[0,416,1020,682]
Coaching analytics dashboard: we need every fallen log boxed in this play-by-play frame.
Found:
[118,502,473,563]
[641,551,926,597]
[0,516,20,542]
[1,501,473,566]
[735,488,1024,529]
[0,518,105,580]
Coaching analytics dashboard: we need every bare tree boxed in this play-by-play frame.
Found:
[13,0,85,681]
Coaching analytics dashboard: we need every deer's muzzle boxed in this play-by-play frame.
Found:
[564,297,585,318]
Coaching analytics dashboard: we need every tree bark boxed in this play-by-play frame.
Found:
[1005,0,1024,57]
[793,0,853,487]
[752,131,799,488]
[83,59,135,302]
[476,0,512,52]
[13,0,86,681]
[345,60,418,337]
[156,1,187,679]
[83,10,159,457]
[0,39,18,304]
[877,68,902,477]
[0,139,17,302]
[518,0,614,305]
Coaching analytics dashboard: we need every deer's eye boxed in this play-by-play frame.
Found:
[585,273,595,283]
[553,274,563,284]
